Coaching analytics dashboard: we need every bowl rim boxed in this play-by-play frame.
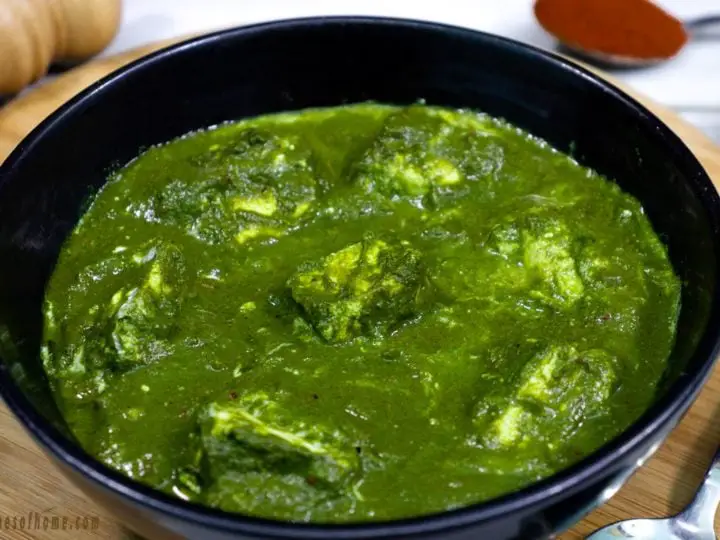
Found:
[1,15,719,539]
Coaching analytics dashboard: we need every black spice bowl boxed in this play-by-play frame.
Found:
[1,17,719,540]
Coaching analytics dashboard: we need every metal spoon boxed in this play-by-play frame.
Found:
[560,16,720,69]
[586,445,720,539]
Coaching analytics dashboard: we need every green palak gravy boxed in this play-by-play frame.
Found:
[42,103,681,522]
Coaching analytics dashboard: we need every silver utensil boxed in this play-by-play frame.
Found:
[562,15,720,69]
[586,446,720,539]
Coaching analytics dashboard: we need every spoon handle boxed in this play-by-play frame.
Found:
[675,445,720,533]
[685,15,720,32]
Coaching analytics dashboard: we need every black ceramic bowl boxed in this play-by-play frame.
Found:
[1,16,719,540]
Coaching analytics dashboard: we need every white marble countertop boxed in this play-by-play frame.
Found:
[104,0,720,141]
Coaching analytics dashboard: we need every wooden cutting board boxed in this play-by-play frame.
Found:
[1,36,720,540]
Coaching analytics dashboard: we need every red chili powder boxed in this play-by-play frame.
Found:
[534,0,688,60]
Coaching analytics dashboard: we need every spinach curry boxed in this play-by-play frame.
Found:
[42,104,681,522]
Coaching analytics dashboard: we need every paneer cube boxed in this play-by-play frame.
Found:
[288,236,424,343]
[523,224,584,306]
[105,243,187,369]
[49,242,189,379]
[352,105,503,198]
[482,215,585,308]
[195,391,362,515]
[474,344,618,450]
[130,127,320,245]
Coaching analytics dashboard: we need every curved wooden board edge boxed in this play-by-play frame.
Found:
[0,34,195,162]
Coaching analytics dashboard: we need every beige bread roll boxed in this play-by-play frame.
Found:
[0,0,121,95]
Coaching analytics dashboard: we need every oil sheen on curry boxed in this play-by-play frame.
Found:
[42,104,681,522]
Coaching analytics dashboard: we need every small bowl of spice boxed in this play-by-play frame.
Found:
[534,0,720,69]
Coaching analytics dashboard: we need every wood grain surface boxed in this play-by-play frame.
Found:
[0,36,719,540]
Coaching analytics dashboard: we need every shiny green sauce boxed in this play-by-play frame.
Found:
[42,103,681,522]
